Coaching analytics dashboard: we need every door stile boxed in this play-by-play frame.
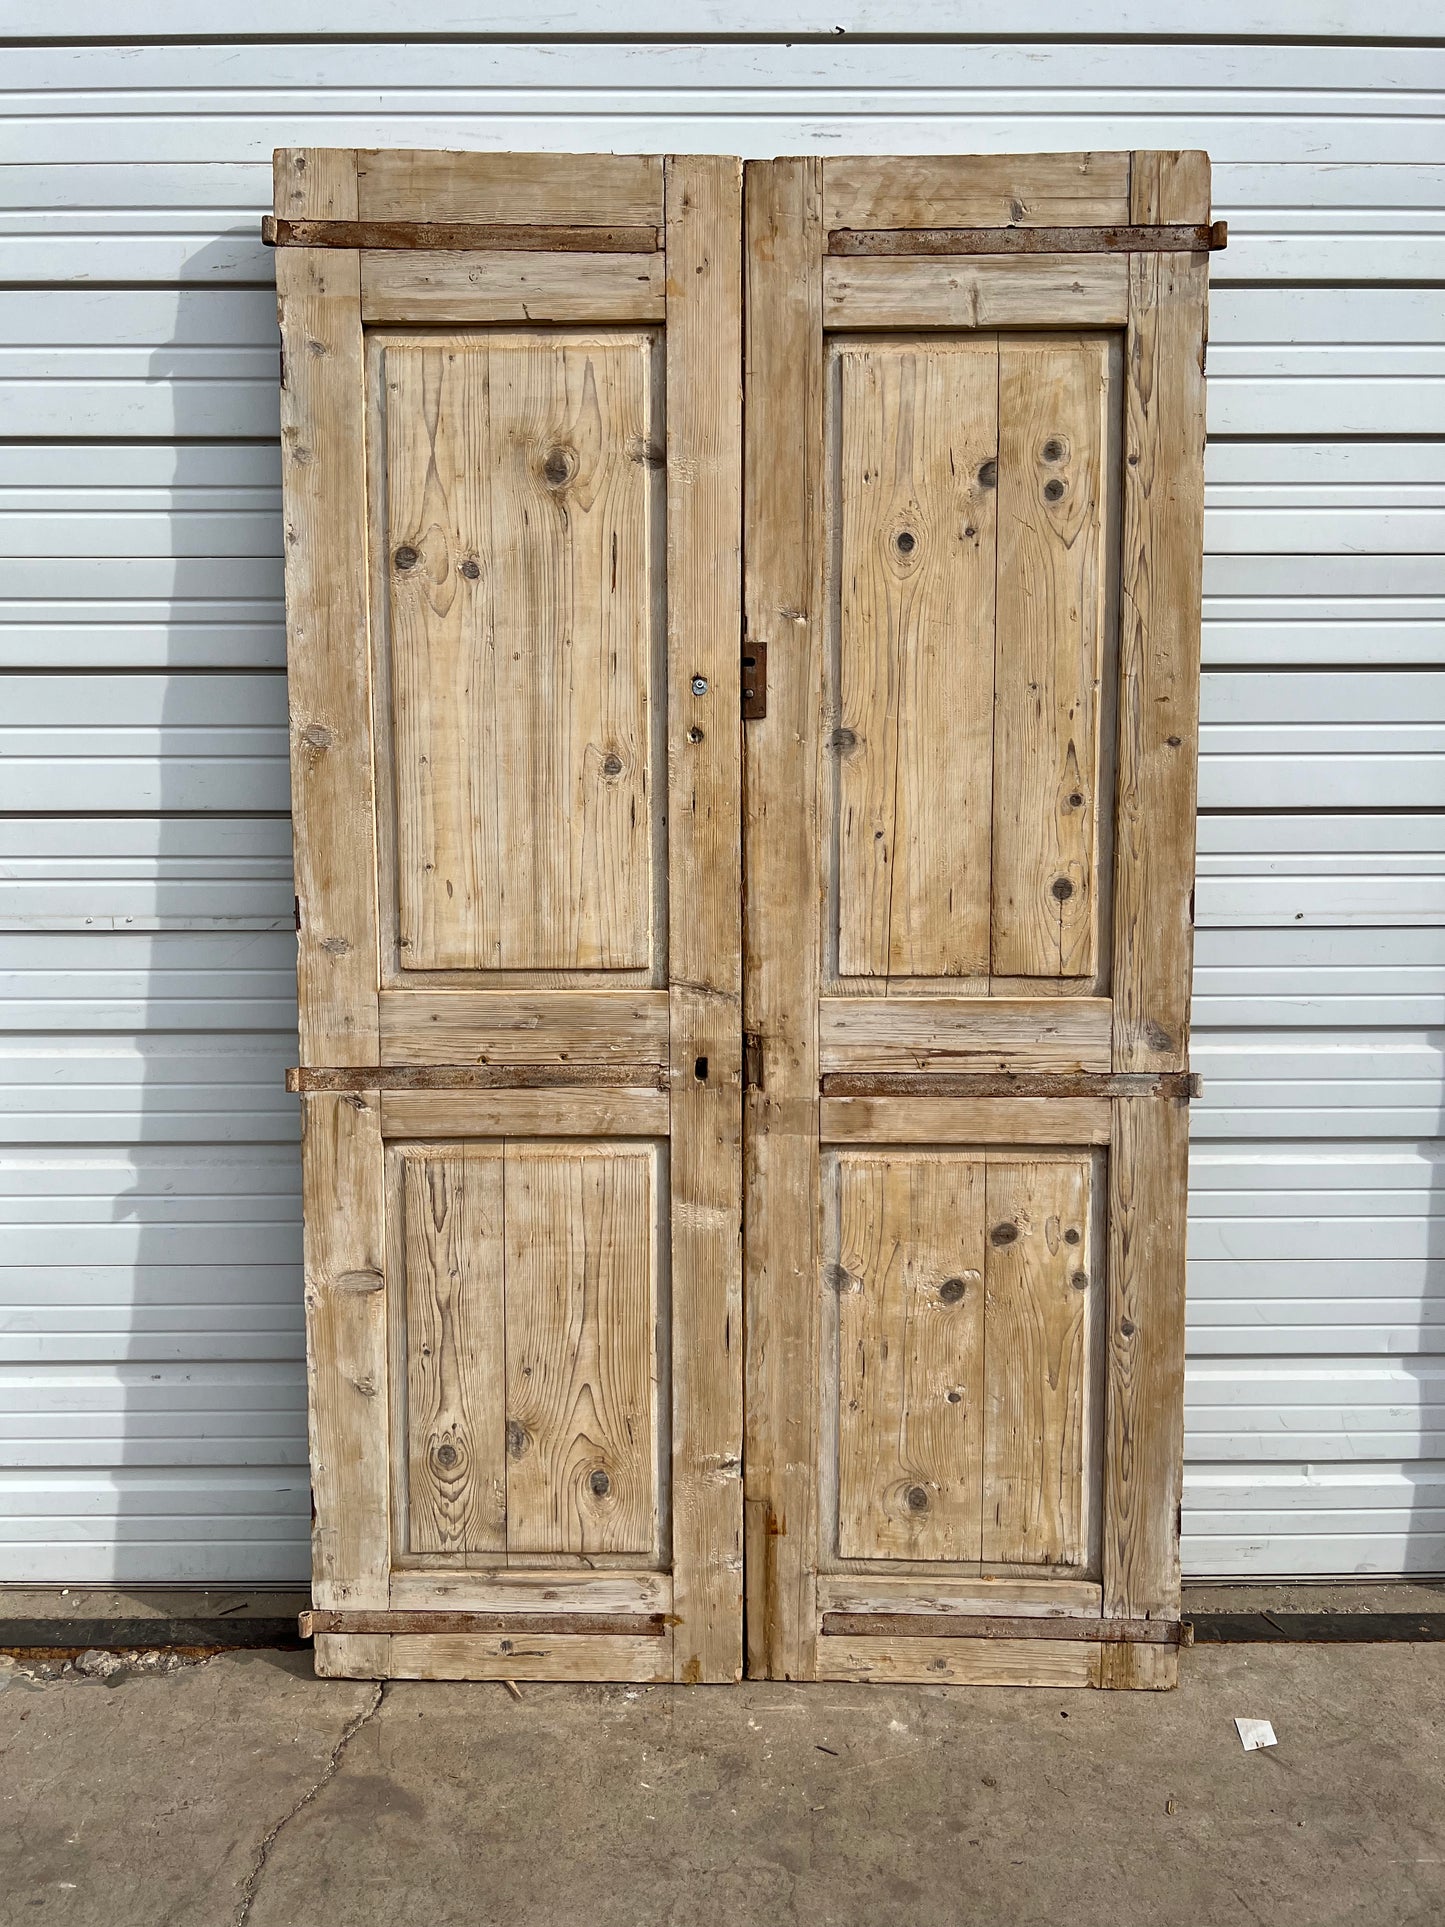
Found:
[664,155,746,1683]
[741,159,826,1681]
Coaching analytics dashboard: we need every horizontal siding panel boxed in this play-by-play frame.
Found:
[0,1036,297,1145]
[0,818,293,933]
[0,1362,307,1467]
[0,1468,309,1584]
[1194,927,1445,1028]
[1191,1034,1445,1139]
[1187,1361,1445,1462]
[1182,1465,1445,1578]
[0,934,297,1030]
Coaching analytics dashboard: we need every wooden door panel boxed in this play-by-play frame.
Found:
[745,151,1209,1689]
[381,330,660,975]
[279,148,742,1682]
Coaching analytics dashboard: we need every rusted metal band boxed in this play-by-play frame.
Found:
[262,215,662,253]
[821,1612,1190,1646]
[819,1071,1201,1100]
[301,1609,668,1638]
[828,221,1227,257]
[287,1064,669,1094]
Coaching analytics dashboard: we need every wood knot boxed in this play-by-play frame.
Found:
[1066,790,1084,809]
[505,1419,529,1460]
[602,752,624,777]
[1042,438,1067,463]
[830,727,858,753]
[459,557,480,580]
[977,459,997,489]
[434,1440,459,1471]
[1120,1316,1136,1336]
[1064,1227,1081,1246]
[301,723,333,751]
[990,1222,1019,1248]
[1072,1271,1090,1291]
[393,545,418,571]
[905,1485,929,1513]
[894,529,917,557]
[1145,1021,1174,1052]
[1043,478,1066,503]
[542,446,576,487]
[938,1276,968,1305]
[589,1468,611,1498]
[1051,876,1074,902]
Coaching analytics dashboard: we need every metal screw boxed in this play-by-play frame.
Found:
[691,675,708,696]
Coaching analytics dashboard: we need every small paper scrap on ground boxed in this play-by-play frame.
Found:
[1235,1717,1277,1751]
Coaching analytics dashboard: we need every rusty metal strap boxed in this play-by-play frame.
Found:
[262,215,662,253]
[301,1609,668,1638]
[822,1612,1191,1647]
[829,221,1227,257]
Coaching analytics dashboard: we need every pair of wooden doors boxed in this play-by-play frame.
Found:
[273,147,1211,1688]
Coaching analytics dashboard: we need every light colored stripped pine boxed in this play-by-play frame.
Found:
[991,336,1110,980]
[836,1154,986,1560]
[401,1149,506,1555]
[822,153,1131,231]
[361,251,666,325]
[504,1142,658,1557]
[356,149,665,227]
[835,340,997,979]
[383,330,657,972]
[982,1158,1093,1567]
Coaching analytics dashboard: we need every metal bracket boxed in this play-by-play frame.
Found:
[742,637,767,720]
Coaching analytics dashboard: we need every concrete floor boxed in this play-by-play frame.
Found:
[2,1644,1443,1927]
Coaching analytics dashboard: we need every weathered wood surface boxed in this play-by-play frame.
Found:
[504,1143,659,1557]
[383,330,657,972]
[664,154,745,1684]
[1112,152,1209,1072]
[981,1158,1093,1567]
[836,1154,986,1560]
[301,1093,389,1609]
[820,1071,1200,1099]
[820,1096,1112,1146]
[356,149,665,226]
[275,148,378,1064]
[267,215,661,252]
[380,1088,669,1140]
[388,1570,669,1613]
[401,1149,506,1554]
[823,257,1129,330]
[315,1631,673,1682]
[828,222,1223,255]
[819,997,1112,1074]
[303,1609,666,1636]
[990,336,1109,981]
[289,1063,668,1092]
[816,1574,1101,1617]
[834,340,996,979]
[818,1635,1102,1687]
[379,990,670,1064]
[361,250,667,324]
[822,153,1131,231]
[742,157,825,1683]
[822,1612,1183,1643]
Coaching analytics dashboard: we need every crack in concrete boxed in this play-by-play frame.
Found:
[233,1681,385,1927]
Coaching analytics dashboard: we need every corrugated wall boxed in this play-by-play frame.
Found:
[1,8,1442,1581]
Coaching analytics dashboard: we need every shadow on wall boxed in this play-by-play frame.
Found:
[103,249,310,1587]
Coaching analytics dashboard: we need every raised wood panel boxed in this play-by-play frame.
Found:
[361,252,666,325]
[820,1096,1112,1146]
[823,154,1131,231]
[819,997,1112,1073]
[381,330,659,973]
[981,1157,1094,1567]
[991,337,1112,980]
[834,339,996,979]
[379,989,670,1065]
[835,1154,986,1560]
[401,1149,506,1554]
[356,150,665,227]
[823,258,1129,331]
[503,1142,659,1558]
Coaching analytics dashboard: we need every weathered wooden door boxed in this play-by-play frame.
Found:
[274,149,744,1682]
[742,153,1211,1687]
[276,147,1210,1688]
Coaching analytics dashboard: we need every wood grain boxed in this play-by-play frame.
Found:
[823,257,1128,331]
[835,1154,986,1560]
[401,1150,506,1554]
[381,1088,668,1140]
[300,1093,389,1609]
[316,1631,673,1682]
[271,216,660,252]
[380,989,669,1064]
[834,340,997,979]
[819,1096,1112,1146]
[817,1635,1101,1686]
[356,150,665,227]
[361,251,666,324]
[828,223,1219,256]
[504,1143,658,1558]
[1102,1093,1190,1629]
[982,1158,1093,1567]
[819,996,1112,1073]
[816,1574,1101,1617]
[275,149,377,1064]
[664,155,745,1684]
[991,336,1110,980]
[382,331,657,971]
[1113,153,1209,1071]
[388,1570,669,1613]
[822,154,1131,231]
[742,158,824,1682]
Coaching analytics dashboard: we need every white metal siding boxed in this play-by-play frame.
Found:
[1,12,1441,1582]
